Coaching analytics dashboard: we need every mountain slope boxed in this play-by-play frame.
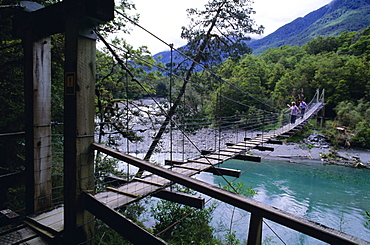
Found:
[154,0,370,62]
[249,0,370,54]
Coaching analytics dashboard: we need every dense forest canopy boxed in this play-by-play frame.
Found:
[205,28,370,147]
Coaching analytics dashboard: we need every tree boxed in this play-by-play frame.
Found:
[142,0,264,165]
[151,186,219,244]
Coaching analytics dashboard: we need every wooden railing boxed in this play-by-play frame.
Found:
[92,143,369,245]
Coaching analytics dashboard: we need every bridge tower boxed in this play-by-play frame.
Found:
[15,1,114,243]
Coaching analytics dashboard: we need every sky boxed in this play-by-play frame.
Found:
[123,0,333,54]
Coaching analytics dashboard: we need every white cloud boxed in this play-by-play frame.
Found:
[121,0,332,54]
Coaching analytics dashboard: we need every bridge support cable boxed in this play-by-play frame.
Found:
[95,32,253,189]
[116,10,279,113]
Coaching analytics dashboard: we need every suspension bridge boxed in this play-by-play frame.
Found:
[7,92,368,245]
[1,1,369,245]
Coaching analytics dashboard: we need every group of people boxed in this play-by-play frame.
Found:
[284,100,308,124]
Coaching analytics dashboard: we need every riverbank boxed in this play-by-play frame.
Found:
[250,138,370,169]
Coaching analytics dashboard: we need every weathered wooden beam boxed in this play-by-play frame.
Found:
[254,146,274,152]
[233,154,261,162]
[266,139,283,145]
[92,143,367,244]
[153,190,205,209]
[64,15,97,244]
[83,192,167,245]
[247,213,262,245]
[165,159,186,166]
[201,150,213,155]
[24,35,52,214]
[205,167,241,178]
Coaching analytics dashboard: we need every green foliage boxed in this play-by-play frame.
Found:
[223,229,240,245]
[222,182,257,197]
[365,211,370,227]
[181,0,264,66]
[150,186,219,245]
[95,200,149,245]
[332,99,370,147]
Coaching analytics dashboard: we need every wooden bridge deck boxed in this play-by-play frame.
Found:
[1,103,326,244]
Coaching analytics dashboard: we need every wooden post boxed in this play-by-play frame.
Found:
[64,16,96,244]
[24,36,52,215]
[247,213,263,245]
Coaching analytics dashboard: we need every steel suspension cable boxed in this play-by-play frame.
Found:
[114,10,278,112]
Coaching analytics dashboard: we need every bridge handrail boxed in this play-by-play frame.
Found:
[93,143,369,245]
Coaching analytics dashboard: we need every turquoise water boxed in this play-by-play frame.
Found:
[210,159,370,244]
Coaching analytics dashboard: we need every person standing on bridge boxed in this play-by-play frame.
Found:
[299,100,308,118]
[285,102,300,124]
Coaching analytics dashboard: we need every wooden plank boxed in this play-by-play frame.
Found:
[26,206,64,236]
[153,190,205,209]
[266,139,283,145]
[104,175,128,186]
[165,159,186,165]
[23,220,56,239]
[106,187,139,198]
[216,151,236,157]
[172,165,204,172]
[97,192,136,209]
[233,154,261,163]
[191,158,223,165]
[0,226,39,244]
[171,167,200,177]
[234,143,258,148]
[254,145,274,152]
[227,145,252,151]
[200,154,230,161]
[83,192,167,245]
[27,206,63,222]
[201,150,213,155]
[22,236,49,245]
[221,148,245,153]
[133,177,165,187]
[205,167,241,178]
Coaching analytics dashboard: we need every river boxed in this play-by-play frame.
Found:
[199,158,370,244]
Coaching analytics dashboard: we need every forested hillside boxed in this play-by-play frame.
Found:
[249,0,370,54]
[205,27,370,147]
